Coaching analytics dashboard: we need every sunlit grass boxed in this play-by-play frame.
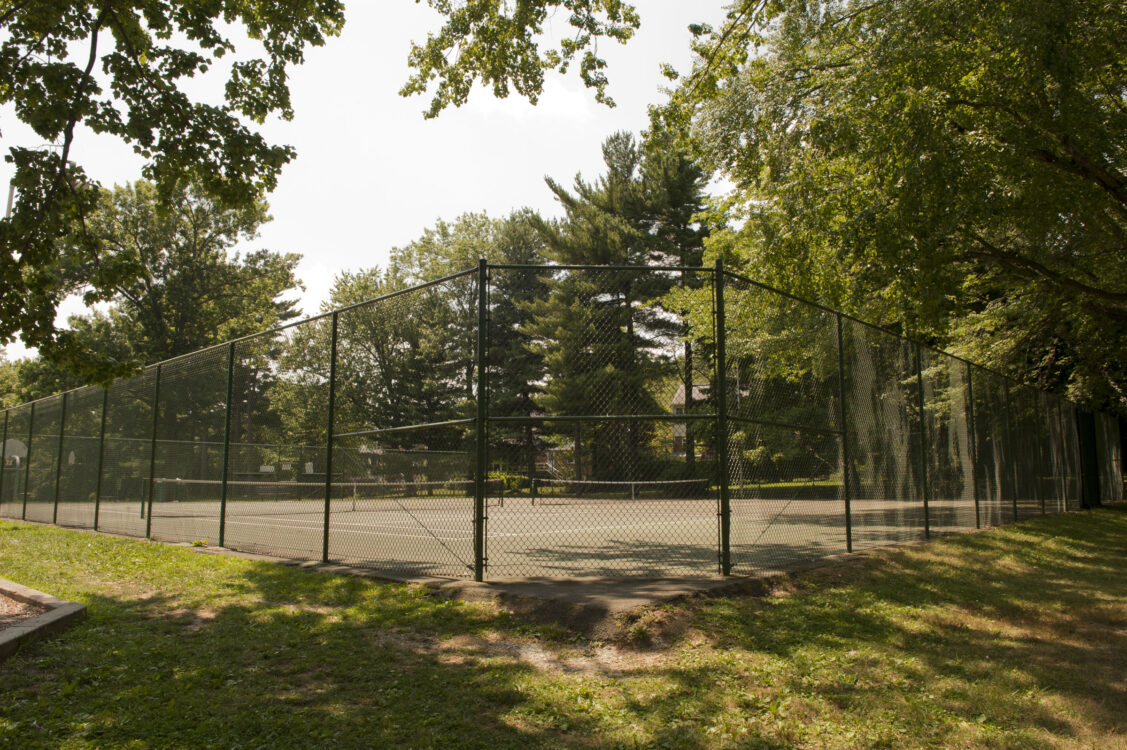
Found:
[1,505,1125,748]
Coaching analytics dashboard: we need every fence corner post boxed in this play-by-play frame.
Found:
[714,259,731,576]
[474,258,489,582]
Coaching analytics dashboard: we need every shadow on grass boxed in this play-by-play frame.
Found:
[0,554,561,749]
[658,506,1127,747]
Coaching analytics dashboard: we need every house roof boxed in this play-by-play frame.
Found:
[671,383,710,408]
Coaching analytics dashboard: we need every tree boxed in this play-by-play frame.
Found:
[660,0,1127,411]
[530,132,710,479]
[0,1,344,375]
[400,0,640,118]
[0,1,653,378]
[1,180,302,402]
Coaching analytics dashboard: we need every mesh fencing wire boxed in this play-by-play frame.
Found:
[1096,413,1124,504]
[1,263,1122,580]
[722,274,847,573]
[0,402,32,519]
[326,272,478,577]
[921,349,977,535]
[221,321,330,560]
[842,319,926,549]
[148,346,230,544]
[97,369,157,537]
[56,386,103,528]
[484,266,720,577]
[23,394,63,524]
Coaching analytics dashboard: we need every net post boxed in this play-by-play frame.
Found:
[473,258,488,582]
[93,388,108,531]
[322,311,339,564]
[915,343,930,540]
[145,365,162,539]
[219,342,235,548]
[1002,381,1018,522]
[530,477,537,506]
[836,313,853,553]
[22,401,34,520]
[966,363,981,529]
[52,392,67,525]
[714,259,732,576]
[0,410,9,515]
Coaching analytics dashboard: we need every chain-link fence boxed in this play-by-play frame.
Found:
[2,262,1122,580]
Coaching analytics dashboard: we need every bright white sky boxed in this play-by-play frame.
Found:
[2,1,731,360]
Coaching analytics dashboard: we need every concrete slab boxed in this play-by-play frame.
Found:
[0,578,86,662]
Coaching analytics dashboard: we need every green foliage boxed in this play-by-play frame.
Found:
[0,1,344,375]
[0,180,302,404]
[661,0,1127,412]
[400,0,640,117]
[529,133,711,479]
[3,506,1127,747]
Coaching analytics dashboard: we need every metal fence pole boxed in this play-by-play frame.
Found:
[22,402,35,520]
[915,344,930,539]
[52,392,68,524]
[93,388,108,531]
[0,410,8,514]
[714,260,732,576]
[966,363,981,529]
[145,365,162,538]
[219,342,236,548]
[836,314,853,553]
[322,311,339,564]
[1002,381,1018,522]
[473,258,489,582]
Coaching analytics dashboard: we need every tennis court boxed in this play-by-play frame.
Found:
[1,262,1121,581]
[79,476,992,579]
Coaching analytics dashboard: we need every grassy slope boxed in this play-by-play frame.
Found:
[0,506,1125,749]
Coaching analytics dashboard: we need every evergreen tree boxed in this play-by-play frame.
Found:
[530,133,710,479]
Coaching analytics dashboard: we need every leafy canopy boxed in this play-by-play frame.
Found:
[0,180,302,402]
[0,0,343,373]
[659,0,1127,410]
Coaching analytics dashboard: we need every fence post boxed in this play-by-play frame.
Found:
[1002,381,1019,522]
[52,392,68,524]
[322,311,340,564]
[915,344,930,539]
[473,258,489,582]
[22,401,34,520]
[219,342,236,548]
[93,388,108,531]
[145,365,162,538]
[714,260,732,576]
[0,410,8,514]
[836,314,853,553]
[966,363,981,529]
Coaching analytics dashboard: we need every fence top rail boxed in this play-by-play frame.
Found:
[489,263,714,273]
[718,268,1072,405]
[0,268,481,413]
[0,261,1105,420]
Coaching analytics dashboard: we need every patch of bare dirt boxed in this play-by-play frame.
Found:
[0,592,46,630]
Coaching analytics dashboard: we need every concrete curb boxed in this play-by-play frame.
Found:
[0,578,86,662]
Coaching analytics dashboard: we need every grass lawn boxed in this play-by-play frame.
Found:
[1,506,1126,749]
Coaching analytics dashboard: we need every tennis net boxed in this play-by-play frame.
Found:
[525,477,713,506]
[143,477,498,518]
